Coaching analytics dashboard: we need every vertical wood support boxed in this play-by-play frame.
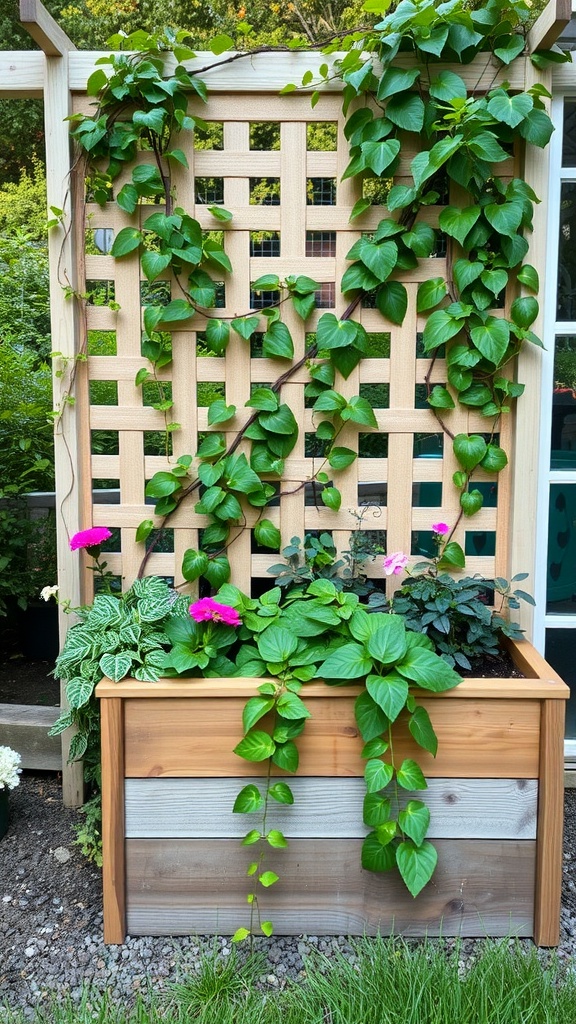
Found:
[100,696,126,944]
[44,49,85,806]
[534,698,566,945]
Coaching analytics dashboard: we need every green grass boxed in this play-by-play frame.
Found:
[1,938,576,1024]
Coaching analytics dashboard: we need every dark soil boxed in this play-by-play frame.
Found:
[0,657,59,705]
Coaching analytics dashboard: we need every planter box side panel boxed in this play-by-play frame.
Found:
[125,838,536,937]
[123,697,541,779]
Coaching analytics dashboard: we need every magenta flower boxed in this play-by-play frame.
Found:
[70,527,112,552]
[432,522,450,535]
[383,552,409,576]
[189,598,242,627]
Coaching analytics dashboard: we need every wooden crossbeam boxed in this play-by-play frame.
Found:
[527,0,571,53]
[19,0,75,55]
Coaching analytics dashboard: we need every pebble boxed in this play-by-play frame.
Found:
[2,774,576,1013]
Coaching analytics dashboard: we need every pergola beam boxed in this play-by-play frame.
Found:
[19,0,75,55]
[527,0,571,53]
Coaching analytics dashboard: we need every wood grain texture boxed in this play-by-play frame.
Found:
[19,0,76,54]
[124,776,538,840]
[120,695,541,778]
[100,698,126,944]
[534,700,566,945]
[124,838,536,937]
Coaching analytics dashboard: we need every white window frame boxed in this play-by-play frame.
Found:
[535,68,576,759]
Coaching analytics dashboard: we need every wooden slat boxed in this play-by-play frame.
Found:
[527,0,571,52]
[19,0,76,54]
[125,838,535,937]
[100,698,126,944]
[0,52,44,96]
[68,52,528,94]
[124,776,538,840]
[534,699,566,945]
[120,694,541,778]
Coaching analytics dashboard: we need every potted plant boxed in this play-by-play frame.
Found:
[0,745,22,838]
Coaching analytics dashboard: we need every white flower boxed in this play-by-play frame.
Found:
[0,746,21,790]
[40,585,59,602]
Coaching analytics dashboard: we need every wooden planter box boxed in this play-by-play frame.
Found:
[96,639,569,945]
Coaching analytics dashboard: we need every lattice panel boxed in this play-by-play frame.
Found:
[74,89,513,599]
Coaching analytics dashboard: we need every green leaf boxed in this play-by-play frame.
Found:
[328,447,357,470]
[259,404,298,435]
[234,730,276,762]
[259,870,279,887]
[438,206,481,247]
[484,202,524,237]
[487,89,533,128]
[233,783,264,813]
[341,396,378,428]
[375,281,408,325]
[361,833,396,872]
[396,840,437,896]
[429,70,467,103]
[208,400,236,426]
[481,444,508,473]
[110,226,142,258]
[205,319,231,354]
[267,829,288,848]
[272,740,298,773]
[321,486,341,511]
[511,296,539,329]
[317,313,360,351]
[254,519,281,550]
[257,626,298,663]
[362,138,401,177]
[364,758,394,793]
[210,32,234,54]
[204,556,231,589]
[366,672,409,723]
[363,792,391,827]
[261,921,274,937]
[422,310,463,352]
[135,519,154,544]
[318,643,373,679]
[366,616,407,665]
[263,321,294,360]
[377,65,420,100]
[437,541,465,570]
[181,548,210,582]
[241,829,261,845]
[269,782,294,805]
[232,927,250,943]
[396,648,461,692]
[354,691,389,742]
[453,433,487,472]
[386,94,425,133]
[99,652,133,683]
[252,274,280,291]
[242,696,274,733]
[277,692,311,721]
[65,676,94,710]
[408,707,438,757]
[453,259,483,293]
[399,800,430,847]
[159,299,194,323]
[207,205,233,221]
[517,264,539,292]
[231,316,260,340]
[396,758,427,791]
[416,278,448,314]
[428,386,455,410]
[461,489,484,516]
[362,737,388,760]
[166,148,189,168]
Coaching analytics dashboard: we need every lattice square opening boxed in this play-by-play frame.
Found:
[195,178,224,204]
[91,429,119,455]
[306,231,336,257]
[250,232,281,257]
[250,123,281,150]
[359,433,388,458]
[88,330,116,355]
[250,178,281,205]
[413,433,443,458]
[194,122,224,149]
[86,280,115,305]
[89,380,118,405]
[307,123,337,151]
[307,178,336,205]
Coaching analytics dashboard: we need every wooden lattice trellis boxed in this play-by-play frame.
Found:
[75,87,516,600]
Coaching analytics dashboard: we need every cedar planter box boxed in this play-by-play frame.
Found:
[96,639,569,945]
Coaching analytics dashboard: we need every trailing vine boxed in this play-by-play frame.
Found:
[61,0,569,926]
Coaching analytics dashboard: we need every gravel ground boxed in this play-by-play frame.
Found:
[1,772,576,1013]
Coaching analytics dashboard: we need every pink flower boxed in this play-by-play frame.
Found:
[70,527,112,551]
[383,552,409,576]
[189,598,242,627]
[432,522,450,535]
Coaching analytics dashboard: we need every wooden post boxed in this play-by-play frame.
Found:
[20,0,84,806]
[534,699,566,945]
[100,696,126,944]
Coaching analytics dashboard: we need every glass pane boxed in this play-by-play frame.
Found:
[545,629,576,737]
[563,99,576,167]
[557,183,576,319]
[551,336,576,468]
[546,484,576,612]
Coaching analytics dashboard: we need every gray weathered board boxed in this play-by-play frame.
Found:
[125,838,536,937]
[124,777,538,840]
